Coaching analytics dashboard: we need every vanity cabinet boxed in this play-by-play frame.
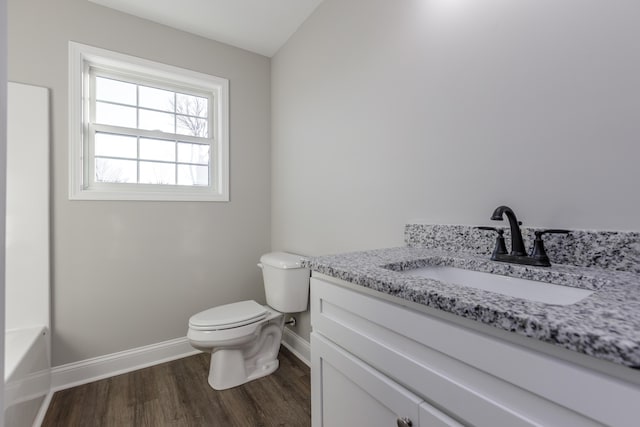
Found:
[310,274,640,427]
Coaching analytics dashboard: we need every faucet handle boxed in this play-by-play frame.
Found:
[530,229,570,265]
[535,229,570,236]
[476,226,507,257]
[476,226,504,236]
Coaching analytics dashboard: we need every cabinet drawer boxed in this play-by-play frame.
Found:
[311,277,627,427]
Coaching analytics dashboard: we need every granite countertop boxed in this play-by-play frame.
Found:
[303,246,640,369]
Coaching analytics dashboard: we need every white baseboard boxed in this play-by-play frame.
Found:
[51,336,200,392]
[281,327,310,367]
[49,331,310,394]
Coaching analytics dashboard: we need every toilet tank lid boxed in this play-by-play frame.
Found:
[260,252,306,269]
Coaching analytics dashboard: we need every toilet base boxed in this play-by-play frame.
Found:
[206,315,284,390]
[208,348,280,390]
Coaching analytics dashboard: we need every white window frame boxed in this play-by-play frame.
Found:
[68,41,229,201]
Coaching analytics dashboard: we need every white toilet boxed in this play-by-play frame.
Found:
[187,252,310,390]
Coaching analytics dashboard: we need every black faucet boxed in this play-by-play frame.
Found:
[491,206,527,256]
[477,205,570,267]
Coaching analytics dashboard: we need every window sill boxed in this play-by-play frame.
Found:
[69,187,229,202]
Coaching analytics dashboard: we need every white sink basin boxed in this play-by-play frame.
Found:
[397,266,593,305]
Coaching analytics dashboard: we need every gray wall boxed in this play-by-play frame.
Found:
[9,0,271,365]
[272,0,640,340]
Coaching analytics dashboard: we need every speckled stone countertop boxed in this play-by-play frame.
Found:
[303,225,640,369]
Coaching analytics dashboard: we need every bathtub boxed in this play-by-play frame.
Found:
[4,326,51,427]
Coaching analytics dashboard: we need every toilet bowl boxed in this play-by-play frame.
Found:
[187,252,310,390]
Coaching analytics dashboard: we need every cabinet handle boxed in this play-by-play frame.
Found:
[397,417,413,427]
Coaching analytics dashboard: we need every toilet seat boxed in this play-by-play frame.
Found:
[189,300,268,331]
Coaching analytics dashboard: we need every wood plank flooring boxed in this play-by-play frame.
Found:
[42,347,311,427]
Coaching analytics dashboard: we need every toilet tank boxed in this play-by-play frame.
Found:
[259,252,310,313]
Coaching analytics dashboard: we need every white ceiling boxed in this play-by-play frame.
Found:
[88,0,324,57]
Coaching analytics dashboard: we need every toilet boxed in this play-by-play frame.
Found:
[187,252,310,390]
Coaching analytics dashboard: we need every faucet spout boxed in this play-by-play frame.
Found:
[491,206,527,256]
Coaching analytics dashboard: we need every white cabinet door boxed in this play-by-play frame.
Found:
[312,332,456,427]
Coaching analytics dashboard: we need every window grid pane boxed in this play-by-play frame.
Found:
[95,158,137,183]
[95,102,137,128]
[138,85,174,112]
[178,164,209,186]
[139,109,176,134]
[95,133,137,159]
[91,72,212,188]
[96,77,137,106]
[139,138,176,162]
[176,93,208,118]
[139,161,176,185]
[177,142,209,165]
[94,133,210,187]
[93,74,211,139]
[176,116,208,137]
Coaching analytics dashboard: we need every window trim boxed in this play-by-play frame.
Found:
[68,41,229,201]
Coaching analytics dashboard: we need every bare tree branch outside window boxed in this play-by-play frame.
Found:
[95,158,130,183]
[170,96,210,185]
[172,96,208,138]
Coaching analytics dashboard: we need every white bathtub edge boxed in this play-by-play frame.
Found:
[51,336,201,392]
[32,390,53,427]
[4,326,50,427]
[5,326,49,382]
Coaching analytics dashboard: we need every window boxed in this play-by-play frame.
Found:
[69,42,229,201]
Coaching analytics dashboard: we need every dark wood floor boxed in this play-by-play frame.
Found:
[42,347,311,427]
